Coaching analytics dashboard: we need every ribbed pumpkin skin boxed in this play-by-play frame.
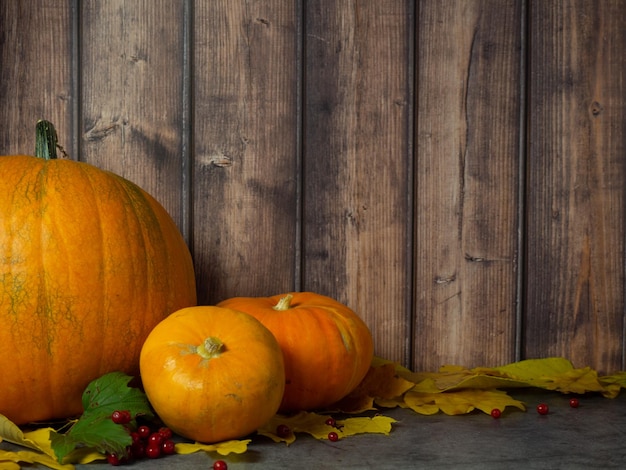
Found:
[0,155,197,425]
[217,292,374,412]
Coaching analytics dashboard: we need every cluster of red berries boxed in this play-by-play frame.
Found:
[490,397,581,419]
[106,410,176,466]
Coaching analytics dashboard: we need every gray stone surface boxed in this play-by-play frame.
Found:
[3,389,626,469]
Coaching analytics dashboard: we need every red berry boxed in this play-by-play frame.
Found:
[328,431,339,442]
[276,424,291,438]
[159,427,173,440]
[490,408,501,419]
[111,410,131,425]
[161,439,176,455]
[213,460,228,470]
[106,452,122,466]
[145,443,161,459]
[148,432,164,445]
[569,397,580,408]
[130,441,145,459]
[137,425,151,439]
[536,403,549,415]
[325,417,336,427]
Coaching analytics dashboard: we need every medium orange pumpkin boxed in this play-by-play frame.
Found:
[217,292,374,411]
[0,121,197,424]
[139,306,285,443]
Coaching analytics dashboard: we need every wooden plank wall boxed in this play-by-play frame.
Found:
[1,1,624,374]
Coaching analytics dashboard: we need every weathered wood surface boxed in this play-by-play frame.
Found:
[303,0,414,363]
[1,0,625,373]
[414,0,523,371]
[0,1,73,155]
[192,1,300,304]
[525,1,626,373]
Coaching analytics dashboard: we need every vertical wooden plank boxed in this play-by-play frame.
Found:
[414,0,523,370]
[0,0,74,156]
[80,0,187,229]
[192,1,299,304]
[525,0,626,373]
[303,1,413,363]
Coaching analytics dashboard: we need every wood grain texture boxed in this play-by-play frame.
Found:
[303,1,413,362]
[80,0,187,230]
[192,1,299,304]
[2,1,625,372]
[414,0,522,370]
[525,0,626,373]
[0,0,74,156]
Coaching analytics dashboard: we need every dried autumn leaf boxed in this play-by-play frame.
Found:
[403,389,526,416]
[258,412,329,444]
[492,357,607,394]
[0,414,79,469]
[331,392,376,414]
[406,358,614,396]
[0,458,20,470]
[418,371,531,393]
[174,439,251,456]
[61,447,107,465]
[335,416,396,439]
[599,372,626,398]
[258,412,396,444]
[0,450,74,470]
[0,413,51,452]
[331,362,415,413]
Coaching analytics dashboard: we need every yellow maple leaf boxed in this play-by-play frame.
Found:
[403,389,526,416]
[0,449,73,470]
[402,358,616,397]
[0,449,67,470]
[492,357,608,394]
[0,414,75,470]
[0,458,20,470]
[335,416,396,439]
[257,411,396,444]
[258,412,331,444]
[174,439,251,456]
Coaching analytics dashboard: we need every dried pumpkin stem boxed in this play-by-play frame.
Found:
[196,336,224,359]
[35,120,59,160]
[273,294,293,311]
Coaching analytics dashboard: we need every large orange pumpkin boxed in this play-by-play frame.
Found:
[217,292,374,411]
[0,121,197,424]
[140,306,285,443]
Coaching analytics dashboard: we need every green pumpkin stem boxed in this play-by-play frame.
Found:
[196,336,224,359]
[273,294,293,311]
[35,120,59,160]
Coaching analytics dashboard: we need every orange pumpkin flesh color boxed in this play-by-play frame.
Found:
[0,121,197,424]
[217,292,374,412]
[139,306,285,443]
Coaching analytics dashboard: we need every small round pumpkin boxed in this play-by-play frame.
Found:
[139,306,285,443]
[0,121,196,424]
[217,292,374,411]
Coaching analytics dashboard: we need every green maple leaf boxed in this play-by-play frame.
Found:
[81,371,152,415]
[49,372,153,463]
